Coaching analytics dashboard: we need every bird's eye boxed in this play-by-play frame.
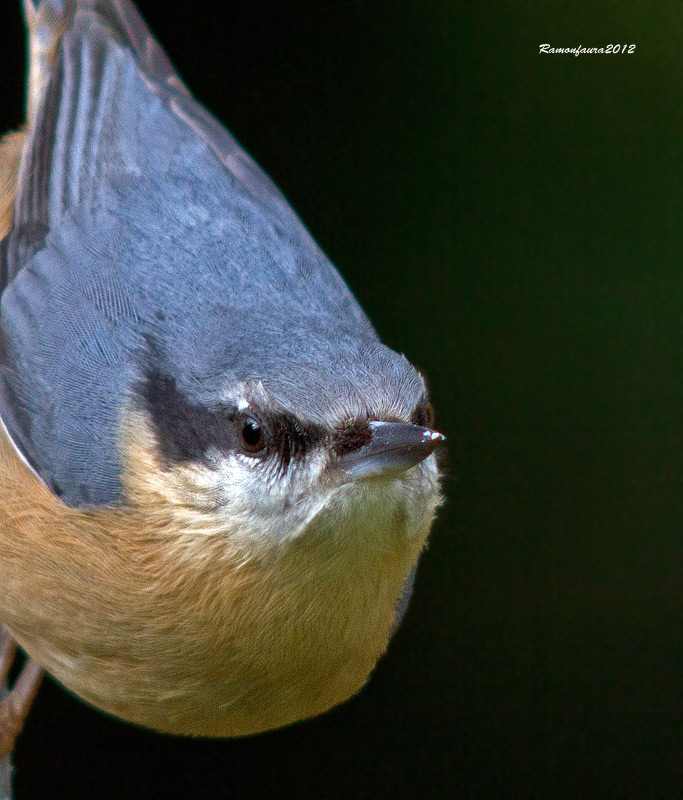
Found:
[238,417,266,454]
[412,399,435,428]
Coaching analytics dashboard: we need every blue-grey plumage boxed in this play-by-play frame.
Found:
[0,0,444,742]
[2,0,384,505]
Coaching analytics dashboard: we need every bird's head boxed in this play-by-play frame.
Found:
[123,318,444,556]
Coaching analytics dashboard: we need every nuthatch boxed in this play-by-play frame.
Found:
[0,0,444,755]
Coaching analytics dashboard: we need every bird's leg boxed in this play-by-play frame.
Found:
[0,626,43,779]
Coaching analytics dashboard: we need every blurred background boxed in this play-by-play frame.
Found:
[2,1,682,797]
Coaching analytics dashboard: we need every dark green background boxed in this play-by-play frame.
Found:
[2,1,682,798]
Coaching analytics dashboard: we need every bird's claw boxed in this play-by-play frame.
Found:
[0,627,43,758]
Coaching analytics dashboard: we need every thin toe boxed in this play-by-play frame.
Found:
[0,630,43,757]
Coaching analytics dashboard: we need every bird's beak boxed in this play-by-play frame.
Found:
[339,421,445,480]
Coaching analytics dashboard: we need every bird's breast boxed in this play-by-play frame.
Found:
[0,433,428,737]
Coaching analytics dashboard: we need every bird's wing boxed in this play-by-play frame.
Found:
[10,0,307,274]
[0,0,372,506]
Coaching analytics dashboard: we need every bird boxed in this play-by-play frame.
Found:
[0,0,444,762]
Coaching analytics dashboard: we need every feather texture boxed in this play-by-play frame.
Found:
[0,412,438,736]
[0,0,388,506]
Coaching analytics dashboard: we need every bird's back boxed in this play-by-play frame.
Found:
[0,0,375,505]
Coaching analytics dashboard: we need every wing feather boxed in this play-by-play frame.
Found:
[0,0,373,506]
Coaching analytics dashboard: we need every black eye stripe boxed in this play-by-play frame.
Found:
[411,397,435,428]
[142,370,236,464]
[268,412,323,472]
[334,420,372,456]
[141,370,325,468]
